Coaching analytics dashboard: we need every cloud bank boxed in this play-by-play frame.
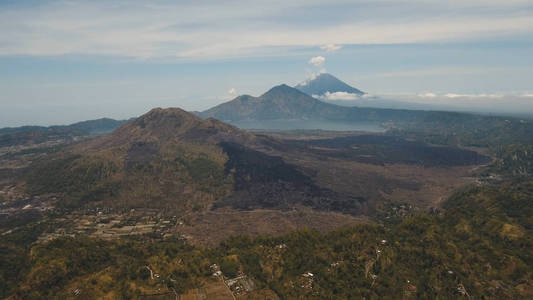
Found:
[320,44,342,52]
[0,1,531,59]
[316,91,361,101]
[416,92,505,99]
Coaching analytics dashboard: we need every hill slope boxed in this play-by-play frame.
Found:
[24,107,360,214]
[25,108,252,211]
[5,179,532,299]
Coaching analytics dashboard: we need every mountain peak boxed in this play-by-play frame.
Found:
[295,73,364,96]
[134,107,200,127]
[80,107,254,151]
[266,84,294,92]
[262,84,307,98]
[313,72,336,80]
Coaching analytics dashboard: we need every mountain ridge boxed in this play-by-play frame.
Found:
[0,117,129,135]
[198,83,439,125]
[199,84,351,121]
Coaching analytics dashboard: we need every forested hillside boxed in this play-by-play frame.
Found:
[1,178,531,299]
[2,106,533,299]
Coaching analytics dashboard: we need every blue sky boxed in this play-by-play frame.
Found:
[1,0,533,126]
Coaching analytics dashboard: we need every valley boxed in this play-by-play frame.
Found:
[230,119,385,132]
[0,110,490,246]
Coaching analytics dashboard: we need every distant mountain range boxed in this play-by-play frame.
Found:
[0,118,128,136]
[199,84,353,121]
[197,78,533,149]
[199,82,455,125]
[0,118,130,147]
[3,73,532,150]
[199,73,388,124]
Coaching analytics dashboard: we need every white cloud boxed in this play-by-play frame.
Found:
[309,56,326,67]
[444,93,464,99]
[317,91,361,101]
[378,92,533,115]
[299,70,327,86]
[222,87,238,100]
[0,1,531,59]
[444,93,503,99]
[418,92,437,98]
[320,44,342,52]
[391,92,533,102]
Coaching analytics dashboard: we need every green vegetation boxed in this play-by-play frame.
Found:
[185,155,228,192]
[392,115,533,148]
[2,179,532,299]
[22,147,232,211]
[4,107,533,298]
[219,256,240,278]
[2,237,205,299]
[25,155,121,208]
[20,108,238,211]
[486,144,533,177]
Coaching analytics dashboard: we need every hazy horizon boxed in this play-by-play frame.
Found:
[1,0,533,127]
